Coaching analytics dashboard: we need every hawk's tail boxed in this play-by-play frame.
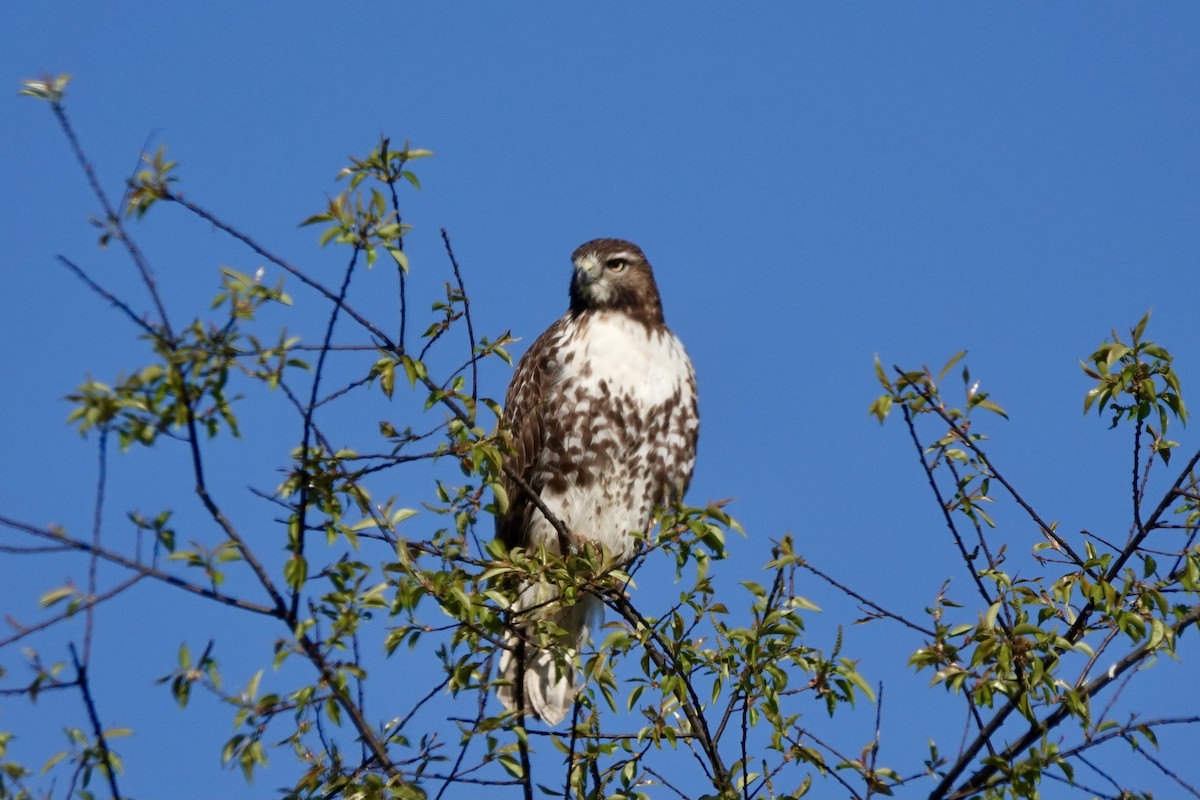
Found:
[497,584,603,726]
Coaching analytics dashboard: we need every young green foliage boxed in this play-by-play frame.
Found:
[872,315,1200,799]
[1082,311,1187,463]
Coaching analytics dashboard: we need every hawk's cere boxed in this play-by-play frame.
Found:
[496,238,699,724]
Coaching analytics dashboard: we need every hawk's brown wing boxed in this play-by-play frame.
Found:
[495,317,566,549]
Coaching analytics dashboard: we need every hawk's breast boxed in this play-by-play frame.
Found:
[528,311,698,560]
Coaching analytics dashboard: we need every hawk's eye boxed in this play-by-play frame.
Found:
[605,258,628,272]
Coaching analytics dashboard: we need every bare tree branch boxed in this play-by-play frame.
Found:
[69,643,122,800]
[0,515,280,616]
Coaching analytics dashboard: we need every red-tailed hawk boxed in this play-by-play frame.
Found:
[496,238,699,724]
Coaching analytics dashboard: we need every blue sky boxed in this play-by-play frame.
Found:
[3,4,1200,798]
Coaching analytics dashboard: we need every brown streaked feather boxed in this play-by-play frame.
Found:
[496,316,566,549]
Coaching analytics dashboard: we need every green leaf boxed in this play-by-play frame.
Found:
[938,350,967,382]
[387,246,409,272]
[498,754,524,779]
[284,556,307,589]
[974,398,1008,419]
[491,482,510,515]
[873,355,892,390]
[869,395,893,424]
[41,749,68,773]
[400,355,426,388]
[19,73,71,102]
[39,586,75,608]
[1132,310,1150,343]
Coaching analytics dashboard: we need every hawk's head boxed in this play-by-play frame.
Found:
[568,238,665,326]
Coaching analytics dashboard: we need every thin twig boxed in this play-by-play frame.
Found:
[796,559,935,637]
[867,681,884,797]
[514,637,534,800]
[50,101,172,336]
[0,575,145,649]
[294,631,400,776]
[69,643,122,800]
[292,244,362,623]
[433,674,483,800]
[903,373,1088,568]
[1040,769,1122,800]
[641,764,692,800]
[381,148,408,350]
[1125,734,1200,798]
[57,256,157,336]
[565,700,582,799]
[1132,420,1146,542]
[607,593,730,794]
[1057,715,1200,761]
[164,191,398,350]
[782,728,865,800]
[898,402,1000,607]
[1075,752,1124,796]
[0,515,278,616]
[440,229,478,402]
[83,431,108,662]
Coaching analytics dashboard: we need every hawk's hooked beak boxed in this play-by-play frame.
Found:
[573,256,602,285]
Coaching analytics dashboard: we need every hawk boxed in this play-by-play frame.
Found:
[495,238,699,724]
